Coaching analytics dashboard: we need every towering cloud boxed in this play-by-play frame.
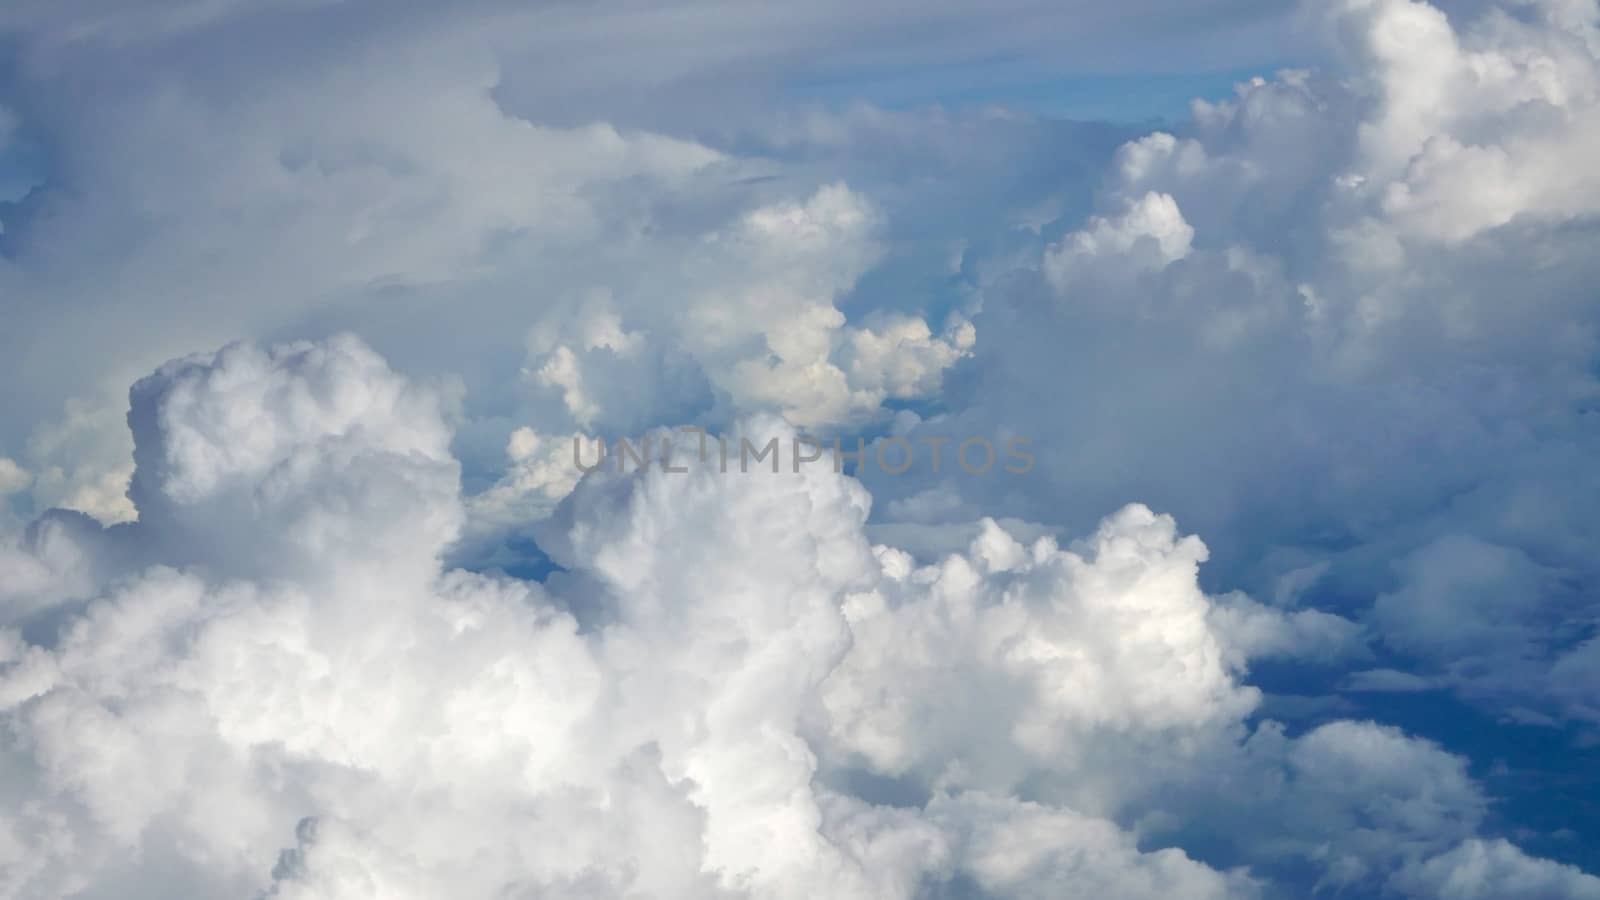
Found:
[4,0,1600,896]
[869,0,1600,734]
[0,336,1582,897]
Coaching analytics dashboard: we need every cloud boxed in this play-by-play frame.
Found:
[929,792,1260,900]
[866,0,1600,735]
[1389,838,1600,899]
[517,183,971,432]
[819,509,1264,784]
[3,335,1571,897]
[0,458,28,502]
[4,0,1600,894]
[1043,191,1195,286]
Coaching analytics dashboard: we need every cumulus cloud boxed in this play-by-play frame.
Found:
[518,183,971,432]
[869,0,1600,737]
[820,510,1263,783]
[0,458,28,503]
[1390,838,1600,899]
[1043,191,1195,286]
[2,51,978,530]
[5,0,1600,895]
[1,336,1568,898]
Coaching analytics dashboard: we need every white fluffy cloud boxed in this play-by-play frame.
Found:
[870,0,1600,736]
[5,0,1600,895]
[820,510,1262,783]
[0,459,27,499]
[0,336,1566,898]
[519,183,972,432]
[1390,838,1600,899]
